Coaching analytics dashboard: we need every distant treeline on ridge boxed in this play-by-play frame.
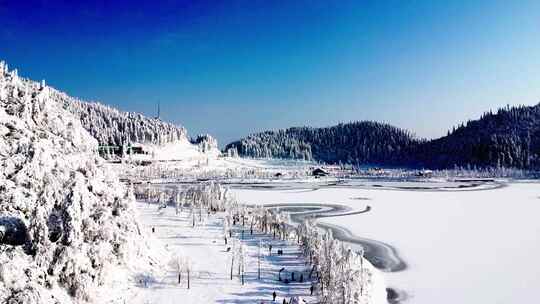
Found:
[225,103,540,170]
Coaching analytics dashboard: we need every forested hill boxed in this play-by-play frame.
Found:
[225,121,420,165]
[413,103,540,169]
[226,103,540,170]
[61,97,187,147]
[1,60,194,149]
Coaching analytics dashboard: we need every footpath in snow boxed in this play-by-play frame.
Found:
[124,201,318,304]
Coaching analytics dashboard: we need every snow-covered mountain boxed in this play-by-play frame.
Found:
[56,76,223,159]
[0,61,161,303]
[63,98,187,147]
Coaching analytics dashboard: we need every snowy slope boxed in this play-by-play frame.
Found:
[0,61,161,303]
[61,92,187,147]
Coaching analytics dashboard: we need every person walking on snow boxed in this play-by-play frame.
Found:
[272,291,277,302]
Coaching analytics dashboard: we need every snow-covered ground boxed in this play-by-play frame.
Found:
[232,181,540,304]
[116,153,320,184]
[113,141,539,304]
[113,201,322,304]
[129,140,220,162]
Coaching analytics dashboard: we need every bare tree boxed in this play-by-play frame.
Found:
[184,257,193,289]
[238,243,245,285]
[229,240,237,280]
[169,255,184,285]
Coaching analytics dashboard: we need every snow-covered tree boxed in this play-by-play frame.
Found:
[0,61,161,303]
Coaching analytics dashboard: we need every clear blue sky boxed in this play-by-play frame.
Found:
[1,1,540,146]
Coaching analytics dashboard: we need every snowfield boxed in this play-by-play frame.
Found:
[114,180,388,304]
[232,180,540,304]
[110,202,323,304]
[111,200,387,304]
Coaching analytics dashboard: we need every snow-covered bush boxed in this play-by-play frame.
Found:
[0,61,157,303]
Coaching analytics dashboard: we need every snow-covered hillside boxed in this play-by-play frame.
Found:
[0,61,161,303]
[61,93,187,147]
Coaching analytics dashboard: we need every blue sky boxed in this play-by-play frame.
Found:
[1,1,540,145]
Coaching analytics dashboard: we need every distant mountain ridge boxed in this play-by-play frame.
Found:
[225,121,418,165]
[413,104,540,169]
[226,103,540,170]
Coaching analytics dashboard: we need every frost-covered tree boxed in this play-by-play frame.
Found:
[238,243,246,285]
[184,257,193,290]
[169,255,185,285]
[223,213,232,244]
[0,60,160,303]
[62,96,188,147]
[229,239,238,280]
[191,134,219,154]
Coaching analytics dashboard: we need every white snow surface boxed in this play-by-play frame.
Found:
[130,140,220,162]
[232,181,540,304]
[107,202,324,304]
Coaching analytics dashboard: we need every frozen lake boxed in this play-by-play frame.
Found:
[232,180,540,304]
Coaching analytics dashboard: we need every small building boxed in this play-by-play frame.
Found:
[416,169,433,177]
[129,146,145,154]
[312,168,329,177]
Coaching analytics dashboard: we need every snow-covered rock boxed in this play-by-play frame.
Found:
[0,61,160,303]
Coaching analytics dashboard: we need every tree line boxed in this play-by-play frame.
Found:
[225,103,540,170]
[59,94,187,147]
